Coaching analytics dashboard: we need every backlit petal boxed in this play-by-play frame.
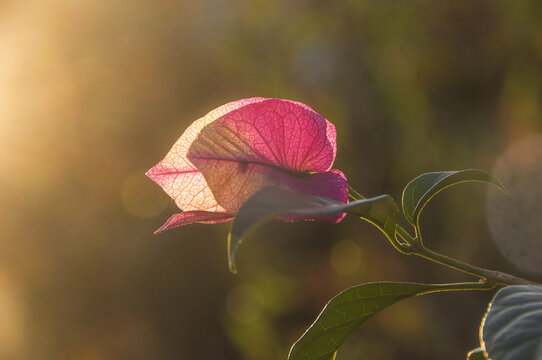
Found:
[187,98,341,212]
[146,98,267,211]
[155,211,233,233]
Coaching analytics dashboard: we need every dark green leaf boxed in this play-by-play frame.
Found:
[481,285,542,360]
[467,348,487,360]
[288,282,494,360]
[402,169,506,226]
[228,187,397,273]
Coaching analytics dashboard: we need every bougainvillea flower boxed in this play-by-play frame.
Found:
[146,97,348,233]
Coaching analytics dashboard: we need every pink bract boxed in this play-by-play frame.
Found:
[147,97,348,233]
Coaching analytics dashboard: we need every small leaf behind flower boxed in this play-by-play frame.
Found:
[402,169,506,226]
[345,193,399,243]
[228,187,398,273]
[481,285,542,360]
[288,282,494,360]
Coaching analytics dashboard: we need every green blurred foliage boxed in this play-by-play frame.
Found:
[0,0,541,359]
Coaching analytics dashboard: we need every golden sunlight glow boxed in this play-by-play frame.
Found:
[0,1,73,195]
[0,271,25,358]
[1,1,540,358]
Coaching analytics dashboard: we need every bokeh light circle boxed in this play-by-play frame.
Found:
[329,239,362,276]
[486,134,542,275]
[226,284,265,323]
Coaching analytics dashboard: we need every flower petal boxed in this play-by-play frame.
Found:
[146,98,268,212]
[154,211,233,233]
[188,98,336,174]
[187,151,348,214]
[187,98,341,212]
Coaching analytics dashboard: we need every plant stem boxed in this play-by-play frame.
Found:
[348,186,536,286]
[410,243,535,285]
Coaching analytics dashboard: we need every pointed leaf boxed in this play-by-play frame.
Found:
[467,348,487,360]
[228,187,397,273]
[481,285,542,360]
[402,169,506,226]
[288,282,494,360]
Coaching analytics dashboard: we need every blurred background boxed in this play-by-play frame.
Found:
[1,0,542,359]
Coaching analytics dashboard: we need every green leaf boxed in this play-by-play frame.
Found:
[467,348,487,360]
[288,281,495,360]
[345,193,399,244]
[228,186,398,273]
[481,285,542,360]
[401,169,506,226]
